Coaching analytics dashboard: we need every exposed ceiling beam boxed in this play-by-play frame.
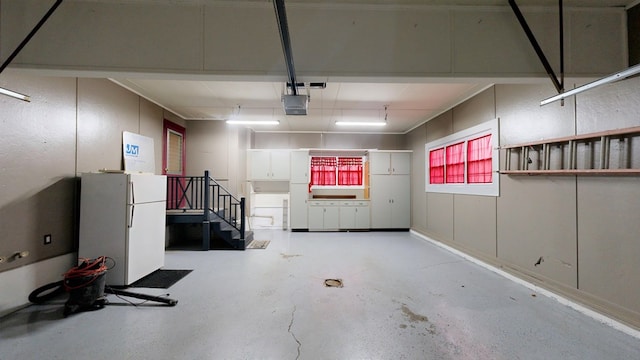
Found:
[509,0,563,94]
[0,0,64,102]
[0,0,64,75]
[273,0,299,96]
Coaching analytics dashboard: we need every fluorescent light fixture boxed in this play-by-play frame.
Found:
[0,87,30,102]
[226,120,280,125]
[541,63,640,106]
[335,121,386,127]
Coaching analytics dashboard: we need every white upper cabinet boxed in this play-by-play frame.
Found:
[369,151,411,175]
[248,150,291,180]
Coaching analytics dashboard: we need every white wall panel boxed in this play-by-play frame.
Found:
[77,79,140,173]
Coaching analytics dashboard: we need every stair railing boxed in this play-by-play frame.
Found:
[167,170,245,240]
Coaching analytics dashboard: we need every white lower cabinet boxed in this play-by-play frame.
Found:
[370,174,410,229]
[308,201,339,231]
[307,200,370,231]
[339,201,370,229]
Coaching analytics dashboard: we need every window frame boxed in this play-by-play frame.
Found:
[425,118,499,196]
[310,156,366,190]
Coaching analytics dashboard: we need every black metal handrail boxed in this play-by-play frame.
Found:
[167,170,245,239]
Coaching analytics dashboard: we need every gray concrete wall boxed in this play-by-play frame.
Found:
[409,78,640,328]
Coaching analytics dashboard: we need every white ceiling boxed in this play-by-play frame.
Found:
[113,78,492,134]
[107,0,635,134]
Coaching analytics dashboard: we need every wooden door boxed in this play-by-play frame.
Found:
[162,120,186,209]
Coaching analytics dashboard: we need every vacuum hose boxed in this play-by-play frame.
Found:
[28,280,65,304]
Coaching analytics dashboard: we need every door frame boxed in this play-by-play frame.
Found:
[163,120,186,209]
[162,119,186,176]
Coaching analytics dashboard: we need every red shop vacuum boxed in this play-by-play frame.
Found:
[29,256,177,316]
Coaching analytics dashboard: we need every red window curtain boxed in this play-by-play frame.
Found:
[310,157,337,186]
[337,157,363,186]
[467,134,493,183]
[429,148,445,184]
[445,142,465,183]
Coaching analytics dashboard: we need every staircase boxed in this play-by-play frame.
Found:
[166,171,253,250]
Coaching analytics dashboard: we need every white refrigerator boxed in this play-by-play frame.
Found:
[79,172,167,286]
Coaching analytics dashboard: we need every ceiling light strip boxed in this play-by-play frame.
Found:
[540,63,640,106]
[0,87,31,102]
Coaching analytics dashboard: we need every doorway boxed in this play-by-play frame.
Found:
[163,120,186,208]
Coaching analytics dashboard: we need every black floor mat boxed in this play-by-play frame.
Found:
[129,269,193,289]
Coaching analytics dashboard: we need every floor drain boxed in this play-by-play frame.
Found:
[324,279,343,288]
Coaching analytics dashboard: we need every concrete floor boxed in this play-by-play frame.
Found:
[1,230,639,359]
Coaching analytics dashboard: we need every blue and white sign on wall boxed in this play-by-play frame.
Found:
[123,131,155,173]
[125,143,140,157]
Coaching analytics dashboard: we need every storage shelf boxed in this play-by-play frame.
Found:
[501,126,640,176]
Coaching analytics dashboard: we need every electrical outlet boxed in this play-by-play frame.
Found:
[44,234,52,245]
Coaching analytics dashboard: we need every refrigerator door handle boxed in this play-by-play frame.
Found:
[129,181,135,204]
[128,204,135,228]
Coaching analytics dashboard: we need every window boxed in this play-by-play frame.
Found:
[445,142,465,183]
[425,119,499,196]
[310,157,337,186]
[337,157,363,186]
[310,156,364,188]
[467,134,492,183]
[429,148,444,184]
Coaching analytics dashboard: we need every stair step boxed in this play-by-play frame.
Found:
[208,222,251,250]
